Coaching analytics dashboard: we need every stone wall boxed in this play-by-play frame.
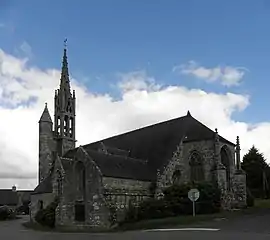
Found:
[156,138,242,210]
[39,122,55,183]
[157,140,216,192]
[30,193,55,222]
[232,171,247,208]
[103,177,151,222]
[55,147,110,229]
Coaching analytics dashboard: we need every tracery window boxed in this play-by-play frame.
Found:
[75,161,86,199]
[189,151,204,182]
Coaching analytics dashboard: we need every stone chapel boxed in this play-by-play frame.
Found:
[30,44,247,229]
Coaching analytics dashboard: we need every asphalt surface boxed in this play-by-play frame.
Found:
[2,211,270,239]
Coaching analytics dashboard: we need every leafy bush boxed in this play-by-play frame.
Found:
[136,198,173,221]
[0,206,16,220]
[124,182,221,222]
[164,182,221,215]
[246,188,254,207]
[35,197,59,228]
[0,206,11,220]
[17,201,30,215]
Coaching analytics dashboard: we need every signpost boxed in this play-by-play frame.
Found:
[188,188,200,217]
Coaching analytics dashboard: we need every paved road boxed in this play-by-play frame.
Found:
[1,211,270,240]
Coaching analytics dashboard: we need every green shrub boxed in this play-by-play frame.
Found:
[136,198,173,221]
[35,197,59,228]
[0,206,11,220]
[246,188,254,207]
[124,182,221,222]
[164,182,221,215]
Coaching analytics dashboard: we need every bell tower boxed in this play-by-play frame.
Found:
[54,39,76,156]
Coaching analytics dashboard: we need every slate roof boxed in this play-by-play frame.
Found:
[39,103,52,123]
[81,113,234,178]
[0,189,18,206]
[86,149,153,181]
[32,175,52,195]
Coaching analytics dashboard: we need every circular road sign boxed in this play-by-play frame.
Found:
[188,188,200,202]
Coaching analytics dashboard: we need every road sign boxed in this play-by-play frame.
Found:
[188,188,200,217]
[188,188,200,202]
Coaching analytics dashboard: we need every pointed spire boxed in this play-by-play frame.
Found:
[214,128,219,142]
[236,136,240,150]
[187,110,191,117]
[39,103,52,123]
[60,38,70,91]
[236,136,241,171]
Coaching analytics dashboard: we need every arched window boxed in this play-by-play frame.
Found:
[56,170,62,196]
[189,152,204,182]
[220,146,231,189]
[172,166,182,185]
[38,200,43,210]
[75,161,86,199]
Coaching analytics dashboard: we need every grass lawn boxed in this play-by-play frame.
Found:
[254,199,270,209]
[116,210,253,231]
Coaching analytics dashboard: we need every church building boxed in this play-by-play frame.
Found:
[30,44,247,229]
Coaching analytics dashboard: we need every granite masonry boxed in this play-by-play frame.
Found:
[30,44,247,229]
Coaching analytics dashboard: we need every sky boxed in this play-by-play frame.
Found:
[0,0,270,189]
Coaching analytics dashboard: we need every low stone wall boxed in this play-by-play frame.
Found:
[103,177,151,223]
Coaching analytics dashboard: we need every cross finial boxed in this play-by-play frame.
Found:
[236,136,240,148]
[64,38,68,49]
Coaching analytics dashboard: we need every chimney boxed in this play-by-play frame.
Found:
[12,185,16,192]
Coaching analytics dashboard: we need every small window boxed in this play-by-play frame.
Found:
[74,203,85,222]
[38,200,43,210]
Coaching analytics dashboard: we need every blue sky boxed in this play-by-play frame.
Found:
[2,0,270,188]
[0,0,270,121]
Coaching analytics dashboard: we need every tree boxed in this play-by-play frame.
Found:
[242,146,270,198]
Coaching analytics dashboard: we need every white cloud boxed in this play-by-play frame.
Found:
[174,60,247,87]
[0,49,268,190]
[117,70,161,92]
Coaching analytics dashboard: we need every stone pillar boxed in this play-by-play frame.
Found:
[213,128,229,209]
[233,136,247,208]
[213,128,227,190]
[236,136,241,171]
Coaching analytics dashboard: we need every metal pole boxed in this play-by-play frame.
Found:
[192,201,195,217]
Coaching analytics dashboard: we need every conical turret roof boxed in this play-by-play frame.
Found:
[39,103,52,123]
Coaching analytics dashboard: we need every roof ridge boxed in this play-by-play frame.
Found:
[83,115,187,148]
